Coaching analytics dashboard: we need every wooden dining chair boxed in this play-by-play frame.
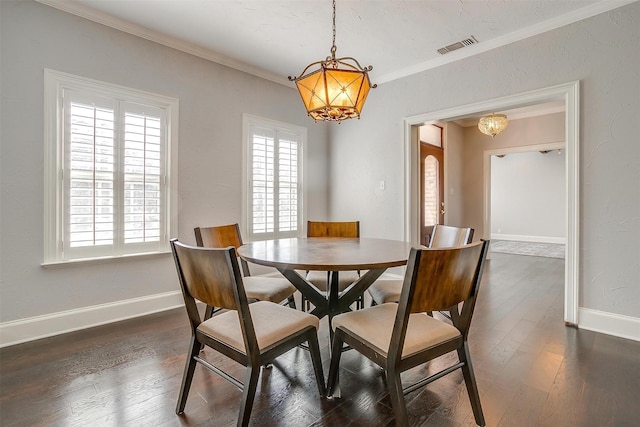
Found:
[327,240,490,426]
[304,220,363,310]
[367,224,474,305]
[170,239,326,427]
[195,224,297,318]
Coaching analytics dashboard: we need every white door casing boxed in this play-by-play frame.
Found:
[403,81,579,325]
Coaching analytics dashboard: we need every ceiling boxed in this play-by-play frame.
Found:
[39,0,634,87]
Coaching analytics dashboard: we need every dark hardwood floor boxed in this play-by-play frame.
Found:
[1,252,639,426]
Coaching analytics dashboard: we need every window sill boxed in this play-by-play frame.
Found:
[41,250,172,268]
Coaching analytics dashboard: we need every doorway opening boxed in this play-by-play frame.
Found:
[403,81,579,325]
[419,124,444,246]
[485,142,566,248]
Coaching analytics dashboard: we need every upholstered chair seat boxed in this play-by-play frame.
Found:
[366,279,403,305]
[198,301,319,353]
[242,277,297,305]
[332,303,460,357]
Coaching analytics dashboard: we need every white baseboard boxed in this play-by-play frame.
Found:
[491,233,566,244]
[4,287,636,348]
[0,290,184,348]
[579,307,640,342]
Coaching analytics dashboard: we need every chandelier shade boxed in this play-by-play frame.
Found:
[293,57,374,122]
[289,0,375,123]
[478,113,509,137]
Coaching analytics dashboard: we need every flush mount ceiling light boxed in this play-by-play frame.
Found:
[288,0,376,123]
[478,113,509,137]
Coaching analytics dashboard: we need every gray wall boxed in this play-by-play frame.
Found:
[330,4,640,317]
[491,149,566,241]
[0,1,329,322]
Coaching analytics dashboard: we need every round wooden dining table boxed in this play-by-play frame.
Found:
[237,237,415,321]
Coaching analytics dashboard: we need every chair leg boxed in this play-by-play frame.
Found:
[327,330,345,396]
[176,336,200,414]
[387,368,408,426]
[458,343,485,427]
[287,294,297,310]
[238,365,260,427]
[448,305,459,325]
[203,305,215,320]
[307,331,327,396]
[200,306,217,351]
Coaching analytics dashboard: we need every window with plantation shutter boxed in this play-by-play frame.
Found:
[123,110,163,244]
[44,70,178,264]
[244,115,305,241]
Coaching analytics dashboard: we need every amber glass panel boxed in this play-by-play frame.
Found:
[325,69,364,108]
[296,70,326,111]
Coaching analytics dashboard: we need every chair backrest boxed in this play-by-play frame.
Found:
[307,221,360,238]
[429,224,474,248]
[195,223,243,249]
[194,224,251,276]
[171,239,258,352]
[172,239,245,311]
[393,241,489,353]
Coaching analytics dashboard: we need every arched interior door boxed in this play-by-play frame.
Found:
[419,125,444,246]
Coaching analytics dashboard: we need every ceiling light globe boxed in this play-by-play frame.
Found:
[478,113,509,137]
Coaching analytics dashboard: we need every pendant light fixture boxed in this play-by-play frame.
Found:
[478,113,509,137]
[288,0,376,123]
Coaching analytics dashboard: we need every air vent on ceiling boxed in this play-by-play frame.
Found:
[437,36,478,55]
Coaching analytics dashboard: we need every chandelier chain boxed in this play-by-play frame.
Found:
[331,0,337,57]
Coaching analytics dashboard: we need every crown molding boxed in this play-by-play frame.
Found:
[35,0,291,87]
[375,0,639,83]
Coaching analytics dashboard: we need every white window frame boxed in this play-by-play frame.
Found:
[43,69,179,265]
[242,114,306,241]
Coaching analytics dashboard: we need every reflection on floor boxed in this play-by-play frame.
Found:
[490,240,565,258]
